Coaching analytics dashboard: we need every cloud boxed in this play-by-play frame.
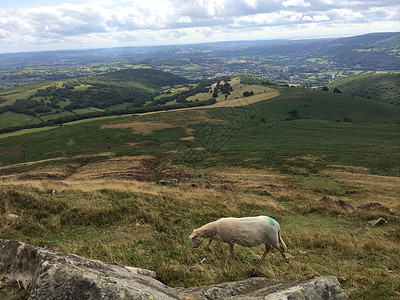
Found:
[0,0,399,53]
[282,0,311,8]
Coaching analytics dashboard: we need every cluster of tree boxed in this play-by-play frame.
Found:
[2,69,194,120]
[211,81,233,98]
[145,82,210,106]
[34,83,154,111]
[82,68,189,90]
[321,86,342,93]
[243,91,254,97]
[0,98,217,134]
[0,99,39,116]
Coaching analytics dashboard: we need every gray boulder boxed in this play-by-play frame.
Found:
[0,239,347,299]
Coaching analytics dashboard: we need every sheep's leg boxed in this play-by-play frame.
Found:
[229,243,235,258]
[206,239,212,251]
[261,244,271,260]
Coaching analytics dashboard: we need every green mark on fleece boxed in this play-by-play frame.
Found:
[267,217,276,226]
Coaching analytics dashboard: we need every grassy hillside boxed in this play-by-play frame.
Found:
[1,87,400,173]
[374,33,400,48]
[0,69,192,131]
[329,73,400,105]
[84,68,189,89]
[1,86,400,299]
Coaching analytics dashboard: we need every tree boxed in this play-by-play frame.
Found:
[243,91,254,97]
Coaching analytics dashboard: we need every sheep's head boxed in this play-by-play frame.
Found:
[189,229,204,248]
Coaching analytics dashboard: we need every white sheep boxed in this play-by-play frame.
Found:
[189,216,288,262]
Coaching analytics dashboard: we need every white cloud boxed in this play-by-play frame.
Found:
[313,14,330,21]
[0,0,399,53]
[331,8,363,20]
[282,0,311,8]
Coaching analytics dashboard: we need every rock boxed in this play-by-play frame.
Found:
[175,277,279,299]
[368,217,387,226]
[124,266,157,279]
[6,213,19,219]
[0,239,178,300]
[177,276,348,300]
[389,209,395,215]
[261,276,348,300]
[0,239,348,299]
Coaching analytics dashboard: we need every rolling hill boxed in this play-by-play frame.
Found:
[329,73,400,105]
[0,69,204,132]
[1,77,400,299]
[373,33,400,48]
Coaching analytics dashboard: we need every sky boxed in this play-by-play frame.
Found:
[0,0,399,54]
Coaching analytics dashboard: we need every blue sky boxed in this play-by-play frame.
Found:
[0,0,399,53]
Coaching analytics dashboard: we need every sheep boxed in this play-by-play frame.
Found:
[189,216,288,262]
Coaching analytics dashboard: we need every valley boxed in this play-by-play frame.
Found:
[1,32,400,300]
[1,32,399,91]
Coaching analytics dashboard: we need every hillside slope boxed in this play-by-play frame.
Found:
[1,85,400,299]
[373,33,400,48]
[81,68,189,90]
[0,69,193,131]
[329,73,400,105]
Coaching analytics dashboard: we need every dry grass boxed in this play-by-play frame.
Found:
[186,76,280,107]
[180,136,196,141]
[1,164,400,299]
[320,169,400,208]
[0,152,113,170]
[210,89,280,107]
[101,110,226,136]
[101,121,177,135]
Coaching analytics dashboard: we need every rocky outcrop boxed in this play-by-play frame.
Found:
[0,239,347,299]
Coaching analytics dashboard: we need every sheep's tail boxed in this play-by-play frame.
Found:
[278,229,287,252]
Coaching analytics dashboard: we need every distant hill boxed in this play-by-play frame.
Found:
[373,33,400,48]
[83,68,189,90]
[329,32,399,46]
[0,68,190,115]
[319,32,400,69]
[0,68,204,132]
[329,73,400,105]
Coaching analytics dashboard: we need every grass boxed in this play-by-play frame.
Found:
[0,111,41,128]
[0,165,399,298]
[0,81,54,97]
[1,88,400,176]
[0,85,400,298]
[329,73,400,105]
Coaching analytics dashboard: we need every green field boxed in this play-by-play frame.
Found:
[1,83,400,299]
[329,73,400,105]
[1,87,400,173]
[0,111,41,128]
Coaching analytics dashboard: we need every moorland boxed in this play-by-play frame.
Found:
[1,32,400,299]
